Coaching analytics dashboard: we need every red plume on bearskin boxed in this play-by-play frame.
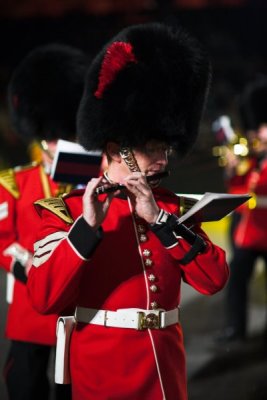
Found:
[77,23,211,156]
[95,42,137,99]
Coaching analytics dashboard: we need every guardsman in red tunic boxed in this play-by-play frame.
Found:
[224,151,258,251]
[0,44,88,400]
[28,23,229,400]
[216,77,267,342]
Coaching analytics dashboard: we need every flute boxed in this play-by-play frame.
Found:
[95,170,170,195]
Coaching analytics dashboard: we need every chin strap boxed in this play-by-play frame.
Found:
[118,147,162,188]
[119,147,141,172]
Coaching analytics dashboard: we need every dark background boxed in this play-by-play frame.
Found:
[0,1,267,193]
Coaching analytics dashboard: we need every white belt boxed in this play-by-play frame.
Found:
[75,306,180,330]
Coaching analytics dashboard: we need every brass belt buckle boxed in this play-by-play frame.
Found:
[137,311,162,330]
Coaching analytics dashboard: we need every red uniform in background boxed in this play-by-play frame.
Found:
[234,158,267,250]
[225,157,257,249]
[0,163,66,346]
[226,157,256,200]
[2,43,88,400]
[28,187,229,400]
[220,155,267,342]
[217,77,267,342]
[0,163,74,400]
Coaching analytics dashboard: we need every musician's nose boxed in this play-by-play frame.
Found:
[154,149,169,165]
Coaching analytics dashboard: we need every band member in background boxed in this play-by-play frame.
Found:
[0,44,89,400]
[28,23,229,400]
[217,77,267,342]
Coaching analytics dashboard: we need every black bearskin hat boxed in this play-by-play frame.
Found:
[239,76,267,131]
[77,22,211,156]
[8,43,89,142]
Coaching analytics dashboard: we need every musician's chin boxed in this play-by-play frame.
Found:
[149,178,161,188]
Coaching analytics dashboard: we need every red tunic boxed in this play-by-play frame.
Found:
[234,158,267,250]
[28,187,229,399]
[0,163,66,345]
[226,157,257,214]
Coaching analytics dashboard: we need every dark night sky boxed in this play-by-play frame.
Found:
[0,2,266,191]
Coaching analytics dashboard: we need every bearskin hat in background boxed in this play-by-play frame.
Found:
[8,43,90,142]
[239,76,267,132]
[77,22,211,156]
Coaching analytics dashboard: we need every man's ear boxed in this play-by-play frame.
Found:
[106,142,121,162]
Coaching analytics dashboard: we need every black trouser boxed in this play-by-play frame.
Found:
[4,341,71,400]
[228,211,242,252]
[226,246,267,337]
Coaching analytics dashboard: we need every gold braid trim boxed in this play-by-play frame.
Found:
[39,165,73,198]
[34,197,73,224]
[0,169,19,199]
[39,165,52,198]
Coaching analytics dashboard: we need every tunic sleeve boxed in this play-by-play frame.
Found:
[150,214,229,296]
[0,185,18,273]
[27,208,102,314]
[167,227,229,295]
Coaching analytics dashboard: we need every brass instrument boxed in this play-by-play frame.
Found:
[212,116,249,167]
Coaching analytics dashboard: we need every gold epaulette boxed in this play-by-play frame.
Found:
[34,197,74,224]
[179,195,199,216]
[0,169,19,199]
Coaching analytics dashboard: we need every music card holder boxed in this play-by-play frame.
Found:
[51,139,102,185]
[177,192,251,225]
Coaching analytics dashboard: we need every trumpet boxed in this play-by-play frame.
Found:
[212,116,249,167]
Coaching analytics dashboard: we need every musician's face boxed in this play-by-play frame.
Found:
[132,140,169,175]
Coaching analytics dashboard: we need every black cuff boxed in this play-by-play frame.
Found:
[167,214,207,264]
[150,222,177,247]
[13,261,27,284]
[68,216,103,259]
[167,214,197,245]
[150,210,207,262]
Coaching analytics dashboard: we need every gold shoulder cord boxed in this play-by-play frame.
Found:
[39,166,73,198]
[39,166,52,198]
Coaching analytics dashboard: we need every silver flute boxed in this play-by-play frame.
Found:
[95,171,170,195]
